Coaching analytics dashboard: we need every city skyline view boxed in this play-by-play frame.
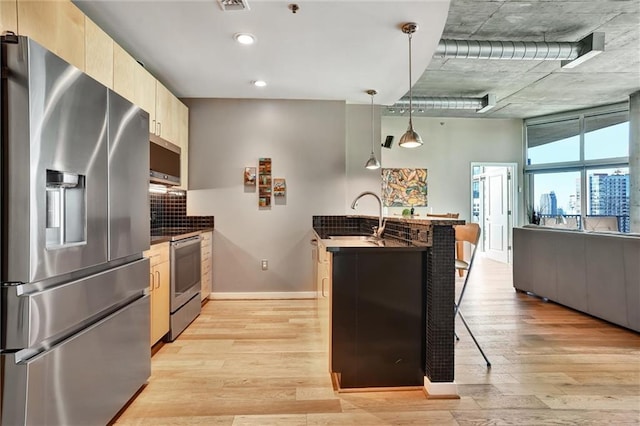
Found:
[528,120,629,215]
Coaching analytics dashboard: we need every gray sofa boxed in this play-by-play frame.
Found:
[513,226,640,332]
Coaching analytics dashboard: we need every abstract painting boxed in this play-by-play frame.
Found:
[381,168,428,207]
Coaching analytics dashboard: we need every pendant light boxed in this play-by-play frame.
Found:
[399,22,423,148]
[364,89,381,170]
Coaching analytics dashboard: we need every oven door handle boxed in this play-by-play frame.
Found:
[171,235,202,249]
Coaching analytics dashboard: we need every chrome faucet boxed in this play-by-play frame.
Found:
[350,191,387,238]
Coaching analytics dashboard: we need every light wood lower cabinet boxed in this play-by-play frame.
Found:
[201,231,212,301]
[316,240,332,371]
[145,243,170,346]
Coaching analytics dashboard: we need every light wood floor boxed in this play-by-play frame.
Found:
[115,257,640,425]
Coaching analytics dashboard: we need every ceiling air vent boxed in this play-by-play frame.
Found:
[218,0,250,11]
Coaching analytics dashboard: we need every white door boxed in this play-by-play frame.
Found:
[484,167,510,263]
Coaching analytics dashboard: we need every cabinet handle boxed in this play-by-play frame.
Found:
[155,270,161,289]
[151,119,156,134]
[156,121,161,136]
[149,272,154,292]
[322,277,328,298]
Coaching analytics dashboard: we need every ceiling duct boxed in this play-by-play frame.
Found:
[218,0,250,11]
[387,94,496,115]
[435,32,604,68]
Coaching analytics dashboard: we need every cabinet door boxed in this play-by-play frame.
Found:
[148,269,155,345]
[155,81,183,144]
[176,100,189,189]
[316,242,332,372]
[0,0,17,34]
[113,42,137,104]
[135,67,156,134]
[200,232,212,301]
[155,80,172,141]
[151,260,170,345]
[17,0,85,70]
[84,17,112,89]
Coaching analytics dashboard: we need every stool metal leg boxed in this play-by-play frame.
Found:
[458,310,491,368]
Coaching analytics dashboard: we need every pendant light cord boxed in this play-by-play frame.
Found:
[371,92,375,153]
[408,31,413,129]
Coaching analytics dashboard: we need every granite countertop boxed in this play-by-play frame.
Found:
[348,214,465,226]
[313,230,428,252]
[150,226,214,245]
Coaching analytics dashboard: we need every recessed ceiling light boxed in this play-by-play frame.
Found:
[234,33,255,45]
[253,80,267,87]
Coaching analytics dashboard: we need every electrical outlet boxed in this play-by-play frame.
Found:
[261,259,268,270]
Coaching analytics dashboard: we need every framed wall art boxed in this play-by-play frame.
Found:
[244,167,256,186]
[273,178,286,197]
[258,158,272,207]
[381,168,428,207]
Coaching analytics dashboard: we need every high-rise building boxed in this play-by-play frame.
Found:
[588,170,630,232]
[539,191,558,216]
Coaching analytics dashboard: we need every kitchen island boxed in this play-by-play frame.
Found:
[313,215,463,397]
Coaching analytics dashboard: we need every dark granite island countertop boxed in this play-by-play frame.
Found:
[313,215,461,397]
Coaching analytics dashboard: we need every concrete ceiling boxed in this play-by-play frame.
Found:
[74,0,450,105]
[395,0,640,119]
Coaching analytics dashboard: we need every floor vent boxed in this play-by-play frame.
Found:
[218,0,250,11]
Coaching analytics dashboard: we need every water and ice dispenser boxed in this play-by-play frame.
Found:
[46,170,86,248]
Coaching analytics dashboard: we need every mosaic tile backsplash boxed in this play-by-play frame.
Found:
[150,190,214,231]
[312,215,437,246]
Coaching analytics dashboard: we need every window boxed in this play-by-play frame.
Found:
[586,167,630,232]
[524,104,630,232]
[584,111,629,160]
[526,119,580,165]
[531,171,581,228]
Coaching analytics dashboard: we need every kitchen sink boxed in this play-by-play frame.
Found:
[329,235,377,241]
[325,235,386,248]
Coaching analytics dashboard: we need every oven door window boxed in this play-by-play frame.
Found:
[174,241,201,296]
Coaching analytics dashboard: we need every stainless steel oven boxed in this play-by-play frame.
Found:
[168,234,202,341]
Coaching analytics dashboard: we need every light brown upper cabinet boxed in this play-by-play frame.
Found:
[135,65,156,134]
[0,0,17,34]
[155,81,180,144]
[113,42,137,104]
[177,100,189,189]
[114,40,157,133]
[17,0,85,71]
[155,82,188,183]
[84,16,112,89]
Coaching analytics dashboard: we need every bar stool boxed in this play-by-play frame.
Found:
[454,223,491,368]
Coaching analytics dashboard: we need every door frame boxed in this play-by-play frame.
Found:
[470,162,518,264]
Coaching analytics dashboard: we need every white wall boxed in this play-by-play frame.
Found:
[185,98,348,294]
[185,98,524,295]
[345,104,383,216]
[382,116,524,222]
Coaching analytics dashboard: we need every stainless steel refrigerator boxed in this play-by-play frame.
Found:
[0,36,151,425]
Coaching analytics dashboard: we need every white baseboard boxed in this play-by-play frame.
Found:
[423,377,459,399]
[209,291,316,300]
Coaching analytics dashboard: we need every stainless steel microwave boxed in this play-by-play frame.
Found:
[150,134,181,186]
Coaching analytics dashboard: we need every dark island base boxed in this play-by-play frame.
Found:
[314,216,459,397]
[331,250,425,389]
